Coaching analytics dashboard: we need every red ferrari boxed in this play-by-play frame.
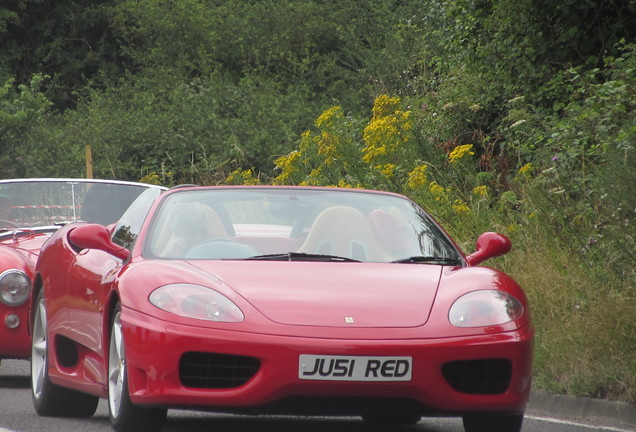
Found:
[31,186,533,432]
[0,178,162,368]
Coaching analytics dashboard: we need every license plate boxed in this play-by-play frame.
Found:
[298,355,412,381]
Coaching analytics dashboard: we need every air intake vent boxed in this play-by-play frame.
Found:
[442,359,512,394]
[179,352,260,389]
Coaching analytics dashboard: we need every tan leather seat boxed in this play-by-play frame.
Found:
[298,206,391,262]
[154,203,228,258]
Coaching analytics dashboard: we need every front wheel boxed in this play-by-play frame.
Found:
[31,289,99,417]
[108,305,167,432]
[463,413,524,432]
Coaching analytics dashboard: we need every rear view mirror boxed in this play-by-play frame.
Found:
[465,232,511,266]
[68,224,130,261]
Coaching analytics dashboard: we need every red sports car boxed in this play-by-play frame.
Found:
[31,186,533,432]
[0,178,162,368]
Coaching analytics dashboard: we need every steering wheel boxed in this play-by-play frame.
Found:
[186,238,258,260]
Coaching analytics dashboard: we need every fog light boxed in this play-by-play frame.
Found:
[5,313,20,329]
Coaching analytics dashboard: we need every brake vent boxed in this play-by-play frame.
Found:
[442,359,512,394]
[179,352,260,389]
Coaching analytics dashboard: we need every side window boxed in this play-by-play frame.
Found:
[112,187,163,249]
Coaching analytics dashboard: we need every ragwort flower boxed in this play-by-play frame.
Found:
[274,150,302,184]
[376,163,396,178]
[452,199,470,215]
[315,105,343,128]
[407,164,429,189]
[448,144,475,164]
[473,185,489,197]
[429,181,449,202]
[362,96,412,164]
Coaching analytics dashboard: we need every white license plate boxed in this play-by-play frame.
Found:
[299,355,412,381]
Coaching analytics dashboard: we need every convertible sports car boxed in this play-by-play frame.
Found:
[0,178,163,369]
[31,185,533,432]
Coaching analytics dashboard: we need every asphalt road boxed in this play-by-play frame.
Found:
[0,359,629,432]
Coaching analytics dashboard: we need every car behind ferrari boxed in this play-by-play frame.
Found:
[0,178,162,369]
[31,185,533,432]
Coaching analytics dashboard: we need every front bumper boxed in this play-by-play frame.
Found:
[121,307,533,416]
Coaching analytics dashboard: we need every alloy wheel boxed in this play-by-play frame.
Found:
[108,311,125,420]
[31,294,47,401]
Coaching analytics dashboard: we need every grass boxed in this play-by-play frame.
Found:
[495,210,636,403]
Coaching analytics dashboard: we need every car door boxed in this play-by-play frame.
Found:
[65,248,122,369]
[63,187,162,384]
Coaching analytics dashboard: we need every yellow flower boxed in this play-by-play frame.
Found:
[315,105,343,128]
[429,181,449,202]
[518,163,533,175]
[337,179,353,188]
[448,144,475,164]
[274,150,302,184]
[226,168,260,185]
[362,95,412,164]
[308,167,322,178]
[376,163,396,178]
[139,173,162,186]
[316,131,339,165]
[241,169,260,185]
[362,142,388,163]
[473,185,489,197]
[225,171,237,183]
[452,199,470,214]
[371,94,401,119]
[299,130,312,153]
[299,178,319,186]
[407,164,428,189]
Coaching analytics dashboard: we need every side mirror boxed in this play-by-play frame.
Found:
[465,232,511,266]
[68,224,130,261]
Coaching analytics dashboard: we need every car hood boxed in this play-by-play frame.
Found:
[0,234,50,265]
[185,261,443,328]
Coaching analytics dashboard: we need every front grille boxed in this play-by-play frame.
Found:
[442,359,512,394]
[179,352,260,389]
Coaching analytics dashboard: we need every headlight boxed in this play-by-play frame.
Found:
[149,284,244,322]
[0,270,31,306]
[449,290,523,328]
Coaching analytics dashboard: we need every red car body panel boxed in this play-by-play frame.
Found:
[0,234,48,358]
[36,186,533,420]
[125,260,444,328]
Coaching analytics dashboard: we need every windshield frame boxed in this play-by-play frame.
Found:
[0,178,165,230]
[142,186,464,265]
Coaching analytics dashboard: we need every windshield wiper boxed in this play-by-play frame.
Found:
[246,252,360,262]
[391,256,462,265]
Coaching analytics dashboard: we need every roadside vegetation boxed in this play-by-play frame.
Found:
[1,0,634,402]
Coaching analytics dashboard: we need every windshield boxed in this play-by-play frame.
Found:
[145,187,462,264]
[0,179,160,230]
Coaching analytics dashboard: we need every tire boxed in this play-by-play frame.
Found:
[463,413,524,432]
[108,305,167,432]
[30,289,99,417]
